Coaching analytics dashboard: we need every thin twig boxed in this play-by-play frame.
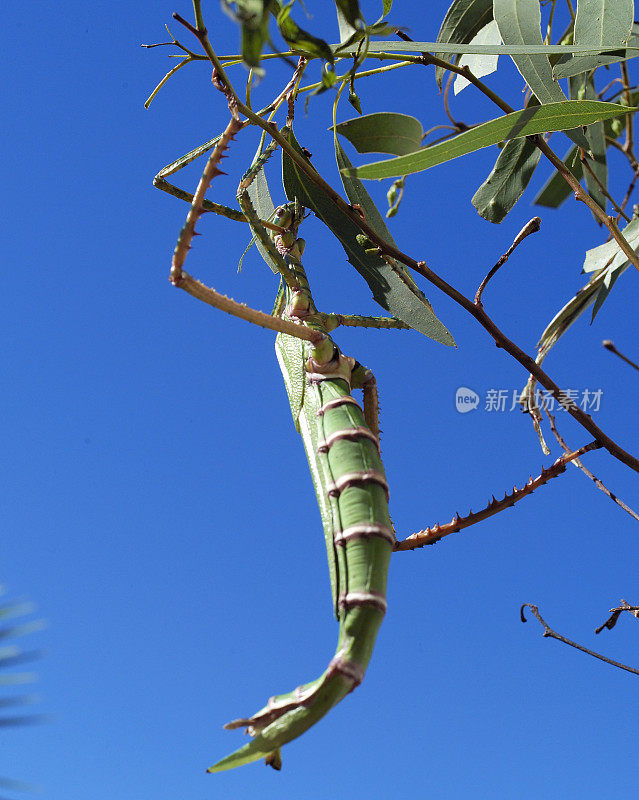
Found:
[545,409,639,522]
[521,604,639,676]
[579,153,631,222]
[475,218,541,306]
[595,599,639,634]
[602,340,639,372]
[395,443,600,550]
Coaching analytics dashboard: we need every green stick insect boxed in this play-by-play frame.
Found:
[154,80,597,779]
[161,116,398,772]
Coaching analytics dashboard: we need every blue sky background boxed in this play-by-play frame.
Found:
[3,1,639,797]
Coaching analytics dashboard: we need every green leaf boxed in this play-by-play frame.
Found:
[493,0,588,149]
[434,0,494,87]
[275,2,335,63]
[382,0,393,15]
[535,90,639,209]
[335,3,357,43]
[342,101,630,180]
[335,40,639,55]
[334,0,363,28]
[221,0,269,67]
[471,136,541,223]
[334,145,454,345]
[582,217,639,272]
[533,146,582,208]
[570,76,607,218]
[553,0,634,78]
[454,20,502,95]
[333,112,423,156]
[591,261,627,320]
[282,131,455,343]
[243,141,278,273]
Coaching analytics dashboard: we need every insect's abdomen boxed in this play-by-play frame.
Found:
[315,377,394,679]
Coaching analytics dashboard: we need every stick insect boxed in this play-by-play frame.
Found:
[160,116,404,771]
[152,31,598,773]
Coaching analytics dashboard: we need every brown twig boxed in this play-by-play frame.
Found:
[545,408,639,522]
[579,153,631,222]
[602,340,639,372]
[521,604,639,676]
[475,217,541,306]
[395,442,600,550]
[595,599,639,634]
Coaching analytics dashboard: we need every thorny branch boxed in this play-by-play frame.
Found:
[521,604,639,676]
[395,442,600,550]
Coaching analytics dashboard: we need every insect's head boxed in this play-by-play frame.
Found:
[273,200,306,233]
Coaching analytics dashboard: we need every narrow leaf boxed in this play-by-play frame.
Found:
[434,0,494,87]
[333,112,423,156]
[553,0,634,78]
[582,217,639,272]
[493,0,588,149]
[454,20,502,95]
[570,75,607,218]
[342,101,630,180]
[335,40,639,55]
[471,136,541,222]
[335,0,363,28]
[283,132,455,343]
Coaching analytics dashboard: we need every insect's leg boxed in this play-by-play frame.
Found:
[351,363,381,439]
[323,313,410,332]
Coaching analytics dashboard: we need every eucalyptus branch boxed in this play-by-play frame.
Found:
[595,599,639,634]
[475,217,541,306]
[395,443,600,551]
[602,340,639,372]
[579,154,631,222]
[521,604,639,676]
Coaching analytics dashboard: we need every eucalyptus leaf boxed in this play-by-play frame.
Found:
[282,131,455,343]
[221,0,269,66]
[570,76,607,218]
[471,136,541,222]
[454,20,502,95]
[333,112,423,156]
[335,40,639,55]
[434,0,494,87]
[334,0,363,28]
[553,0,634,78]
[582,217,639,272]
[342,101,630,180]
[493,0,588,149]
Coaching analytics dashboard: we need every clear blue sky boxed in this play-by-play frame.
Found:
[3,1,639,797]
